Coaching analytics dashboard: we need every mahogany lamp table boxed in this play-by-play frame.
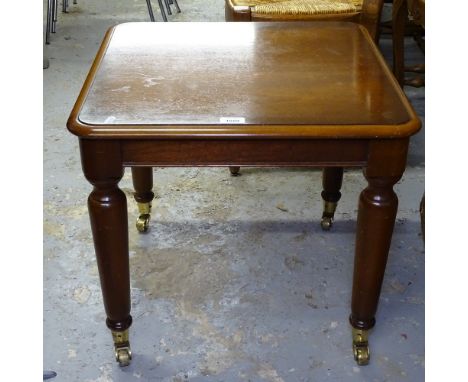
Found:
[67,22,421,367]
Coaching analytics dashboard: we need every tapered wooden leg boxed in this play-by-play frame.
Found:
[321,167,344,230]
[88,182,130,330]
[80,140,132,367]
[347,139,409,365]
[350,171,400,365]
[229,166,240,176]
[131,167,154,233]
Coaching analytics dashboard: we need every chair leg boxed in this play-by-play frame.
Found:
[403,42,425,87]
[51,0,58,33]
[156,0,168,21]
[46,0,53,44]
[405,63,424,73]
[173,0,181,13]
[146,0,156,21]
[320,167,344,230]
[225,0,252,21]
[403,76,425,87]
[164,0,172,16]
[392,0,407,87]
[62,0,68,13]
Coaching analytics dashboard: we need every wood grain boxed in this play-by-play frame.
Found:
[67,22,420,139]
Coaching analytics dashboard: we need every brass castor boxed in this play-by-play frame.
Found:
[136,214,150,233]
[321,201,337,231]
[112,330,132,367]
[352,328,370,366]
[229,166,240,176]
[116,347,132,367]
[320,216,333,231]
[136,202,151,233]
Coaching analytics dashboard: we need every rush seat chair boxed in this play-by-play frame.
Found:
[225,0,384,41]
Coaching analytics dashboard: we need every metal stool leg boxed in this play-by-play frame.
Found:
[173,0,181,13]
[164,0,172,16]
[73,0,77,4]
[156,0,168,21]
[46,0,53,44]
[62,0,68,13]
[51,0,58,33]
[146,0,155,21]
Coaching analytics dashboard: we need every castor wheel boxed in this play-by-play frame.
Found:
[229,166,240,176]
[136,213,150,233]
[136,202,151,233]
[353,344,370,366]
[115,347,132,367]
[112,329,132,367]
[321,216,333,231]
[352,328,370,366]
[321,201,337,231]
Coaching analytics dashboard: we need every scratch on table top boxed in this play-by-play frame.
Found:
[110,85,130,93]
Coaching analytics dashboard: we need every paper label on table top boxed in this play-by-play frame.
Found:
[219,117,246,124]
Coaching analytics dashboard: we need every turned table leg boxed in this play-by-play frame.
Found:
[131,167,154,233]
[80,140,133,367]
[348,139,408,366]
[350,171,400,365]
[321,167,344,230]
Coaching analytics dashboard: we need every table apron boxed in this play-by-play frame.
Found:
[120,139,369,167]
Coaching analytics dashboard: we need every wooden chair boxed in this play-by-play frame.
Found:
[392,0,424,87]
[225,0,384,41]
[224,0,384,230]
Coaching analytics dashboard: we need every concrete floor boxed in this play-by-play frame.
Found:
[43,1,425,381]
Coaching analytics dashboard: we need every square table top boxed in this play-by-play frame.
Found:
[68,22,420,139]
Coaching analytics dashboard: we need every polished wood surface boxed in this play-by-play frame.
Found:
[68,22,419,139]
[68,22,421,364]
